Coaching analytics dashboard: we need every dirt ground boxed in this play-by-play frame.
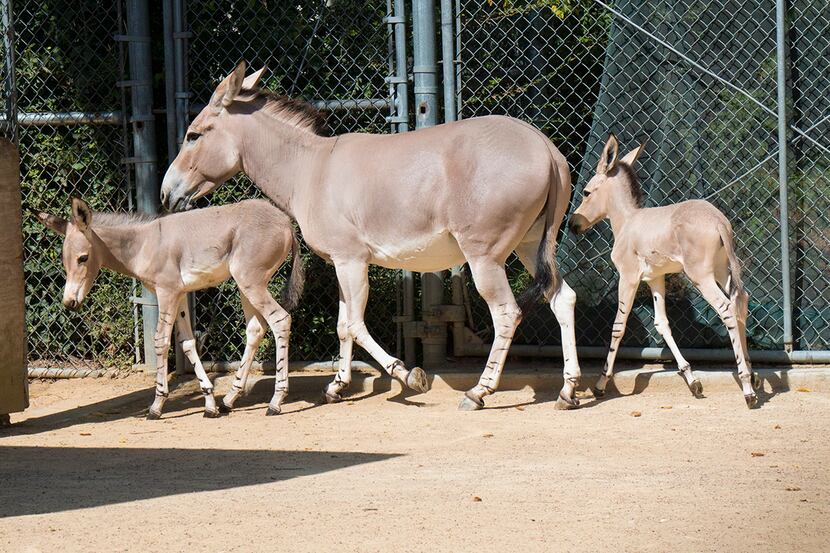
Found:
[1,370,828,553]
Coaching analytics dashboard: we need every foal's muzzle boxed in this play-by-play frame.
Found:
[568,214,590,235]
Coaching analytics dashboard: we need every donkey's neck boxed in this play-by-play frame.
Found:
[239,112,334,218]
[92,223,156,280]
[606,185,641,236]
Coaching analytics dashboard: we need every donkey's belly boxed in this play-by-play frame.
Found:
[638,251,683,280]
[181,260,231,290]
[369,230,466,272]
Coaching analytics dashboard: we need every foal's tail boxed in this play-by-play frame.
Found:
[280,231,306,312]
[718,222,748,320]
[518,156,571,314]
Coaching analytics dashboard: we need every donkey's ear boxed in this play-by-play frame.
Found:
[212,60,247,108]
[597,133,619,175]
[37,212,68,236]
[70,197,93,233]
[242,65,267,90]
[620,139,647,166]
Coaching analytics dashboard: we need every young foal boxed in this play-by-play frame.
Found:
[569,135,760,408]
[38,197,304,418]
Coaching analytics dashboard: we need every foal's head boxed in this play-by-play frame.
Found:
[37,198,102,310]
[569,134,646,234]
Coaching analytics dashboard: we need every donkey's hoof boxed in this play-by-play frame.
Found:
[406,367,430,394]
[554,394,580,410]
[744,393,758,409]
[203,408,221,419]
[459,395,484,411]
[324,390,342,404]
[146,410,162,421]
[265,406,281,416]
[218,402,233,414]
[592,386,606,399]
[751,372,762,391]
[689,379,704,398]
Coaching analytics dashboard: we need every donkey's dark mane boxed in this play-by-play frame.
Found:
[240,87,329,136]
[613,161,644,208]
[92,211,160,227]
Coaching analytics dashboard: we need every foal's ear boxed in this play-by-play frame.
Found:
[70,197,93,233]
[242,65,267,90]
[597,133,619,175]
[213,60,247,108]
[620,139,647,166]
[36,212,68,236]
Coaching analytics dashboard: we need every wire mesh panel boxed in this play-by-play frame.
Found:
[184,0,400,364]
[456,0,828,352]
[12,0,137,369]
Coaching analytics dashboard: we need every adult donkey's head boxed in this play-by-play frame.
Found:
[161,61,267,211]
[37,198,102,311]
[569,133,647,234]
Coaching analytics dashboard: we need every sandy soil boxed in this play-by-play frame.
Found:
[1,372,828,553]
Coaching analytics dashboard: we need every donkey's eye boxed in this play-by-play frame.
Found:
[186,132,202,143]
[77,254,89,264]
[583,190,592,197]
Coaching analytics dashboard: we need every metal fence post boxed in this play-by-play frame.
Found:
[413,0,447,367]
[1,0,17,144]
[126,0,160,370]
[776,0,793,353]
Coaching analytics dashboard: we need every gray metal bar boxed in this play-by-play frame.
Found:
[162,0,177,164]
[126,0,160,371]
[173,0,187,146]
[454,0,461,118]
[413,0,447,367]
[1,0,18,143]
[462,343,830,365]
[439,0,456,122]
[776,0,792,352]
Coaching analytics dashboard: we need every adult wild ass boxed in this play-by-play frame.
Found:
[161,61,583,410]
[38,198,304,418]
[570,134,760,408]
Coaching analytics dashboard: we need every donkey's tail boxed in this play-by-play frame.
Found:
[518,156,571,314]
[717,222,747,319]
[280,230,306,312]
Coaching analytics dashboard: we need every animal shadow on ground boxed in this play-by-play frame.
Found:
[0,446,400,517]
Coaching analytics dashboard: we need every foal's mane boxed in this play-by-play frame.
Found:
[612,161,644,208]
[92,211,160,227]
[238,87,328,136]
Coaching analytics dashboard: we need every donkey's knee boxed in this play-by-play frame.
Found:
[246,318,267,345]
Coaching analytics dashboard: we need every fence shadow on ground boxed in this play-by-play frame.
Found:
[0,446,400,518]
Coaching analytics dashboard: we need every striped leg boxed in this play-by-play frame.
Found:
[594,277,639,398]
[648,276,702,398]
[147,291,179,420]
[221,293,267,412]
[324,294,353,402]
[696,278,757,408]
[174,298,219,418]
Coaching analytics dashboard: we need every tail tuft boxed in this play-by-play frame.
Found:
[517,226,559,315]
[280,232,305,311]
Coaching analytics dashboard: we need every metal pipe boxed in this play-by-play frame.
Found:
[439,0,456,122]
[775,0,792,352]
[413,0,447,367]
[454,0,462,117]
[162,0,177,163]
[0,111,122,126]
[462,343,830,365]
[1,0,18,143]
[173,0,187,146]
[126,0,160,370]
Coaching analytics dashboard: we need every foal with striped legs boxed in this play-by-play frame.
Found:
[569,135,760,408]
[38,197,303,418]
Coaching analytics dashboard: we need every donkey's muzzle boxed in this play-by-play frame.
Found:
[63,298,80,311]
[568,214,590,235]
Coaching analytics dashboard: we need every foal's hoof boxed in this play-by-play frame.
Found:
[554,394,580,410]
[203,408,221,419]
[324,390,342,404]
[744,393,758,409]
[406,367,430,394]
[458,395,484,411]
[265,406,281,416]
[751,372,762,391]
[146,410,162,421]
[218,402,233,414]
[688,379,704,399]
[592,386,606,399]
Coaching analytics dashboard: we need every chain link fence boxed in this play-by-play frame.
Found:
[3,0,828,373]
[455,0,829,355]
